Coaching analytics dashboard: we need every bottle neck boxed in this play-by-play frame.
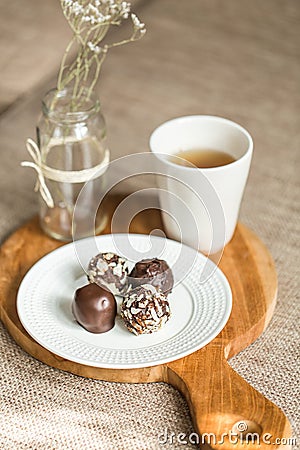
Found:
[42,88,100,124]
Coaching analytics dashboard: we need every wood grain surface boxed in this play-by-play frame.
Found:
[0,195,291,449]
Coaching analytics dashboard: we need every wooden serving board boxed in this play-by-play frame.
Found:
[0,195,292,449]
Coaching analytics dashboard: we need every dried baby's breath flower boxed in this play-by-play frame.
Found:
[131,13,145,30]
[57,0,146,105]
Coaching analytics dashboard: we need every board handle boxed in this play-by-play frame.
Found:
[165,344,292,449]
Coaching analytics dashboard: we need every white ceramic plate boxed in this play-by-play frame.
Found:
[17,234,232,369]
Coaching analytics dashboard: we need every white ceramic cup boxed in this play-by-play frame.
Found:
[149,115,253,254]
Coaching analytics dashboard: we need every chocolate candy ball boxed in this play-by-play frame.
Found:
[121,284,171,335]
[72,283,117,333]
[129,258,174,295]
[87,252,129,296]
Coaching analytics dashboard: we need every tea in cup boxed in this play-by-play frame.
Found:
[149,115,253,254]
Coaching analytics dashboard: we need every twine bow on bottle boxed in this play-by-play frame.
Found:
[21,138,110,208]
[21,139,54,208]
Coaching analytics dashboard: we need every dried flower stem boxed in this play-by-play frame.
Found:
[56,0,146,106]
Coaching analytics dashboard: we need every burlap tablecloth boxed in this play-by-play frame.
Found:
[0,0,299,448]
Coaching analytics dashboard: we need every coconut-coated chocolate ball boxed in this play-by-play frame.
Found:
[87,252,129,296]
[121,284,171,335]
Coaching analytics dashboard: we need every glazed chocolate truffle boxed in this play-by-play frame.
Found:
[121,284,171,335]
[129,258,174,295]
[88,252,129,296]
[72,283,117,333]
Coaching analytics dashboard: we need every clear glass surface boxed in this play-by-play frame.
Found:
[37,88,108,241]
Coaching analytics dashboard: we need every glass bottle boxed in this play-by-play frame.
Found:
[37,88,109,241]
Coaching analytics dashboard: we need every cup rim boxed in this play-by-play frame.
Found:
[149,115,253,171]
